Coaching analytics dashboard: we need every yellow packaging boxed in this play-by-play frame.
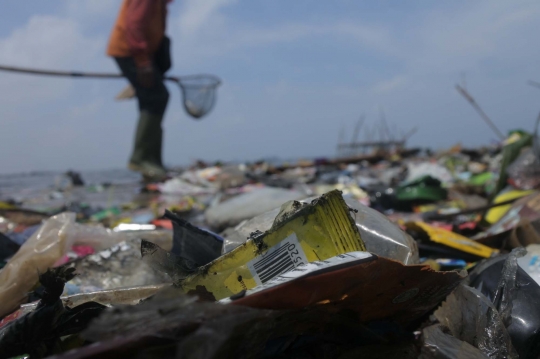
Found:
[407,222,498,258]
[181,190,366,300]
[485,189,534,224]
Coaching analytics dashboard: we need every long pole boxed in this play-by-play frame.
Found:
[455,84,505,141]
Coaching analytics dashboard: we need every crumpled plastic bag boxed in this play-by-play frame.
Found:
[0,213,76,318]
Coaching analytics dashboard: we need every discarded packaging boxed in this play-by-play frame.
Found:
[406,222,499,261]
[222,195,419,264]
[180,190,366,300]
[224,252,465,327]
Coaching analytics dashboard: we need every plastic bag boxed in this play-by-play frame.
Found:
[0,213,76,318]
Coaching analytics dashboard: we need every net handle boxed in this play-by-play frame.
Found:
[0,64,221,87]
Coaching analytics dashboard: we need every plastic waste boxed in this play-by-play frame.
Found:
[433,283,518,359]
[205,186,307,231]
[506,147,540,190]
[485,188,535,224]
[158,177,217,195]
[0,213,77,318]
[165,210,223,266]
[469,247,540,359]
[0,267,105,359]
[5,224,41,246]
[397,175,448,202]
[406,162,454,184]
[493,130,533,198]
[478,191,540,239]
[67,239,173,291]
[420,324,489,359]
[221,195,419,264]
[0,212,173,317]
[20,284,169,311]
[181,190,366,300]
[406,222,499,261]
[141,240,194,282]
[224,251,465,326]
[345,196,419,264]
[80,287,272,358]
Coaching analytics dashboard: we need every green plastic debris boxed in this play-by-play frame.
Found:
[90,207,122,222]
[397,176,448,202]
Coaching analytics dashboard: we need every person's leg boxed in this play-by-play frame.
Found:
[114,57,169,177]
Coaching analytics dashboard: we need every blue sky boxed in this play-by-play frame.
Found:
[1,0,540,173]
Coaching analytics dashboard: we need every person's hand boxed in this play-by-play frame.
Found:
[137,65,155,88]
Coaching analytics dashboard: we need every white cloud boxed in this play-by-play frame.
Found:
[0,11,119,103]
[0,15,101,67]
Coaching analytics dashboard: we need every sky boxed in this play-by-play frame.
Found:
[1,0,540,173]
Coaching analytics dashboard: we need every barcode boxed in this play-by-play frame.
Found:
[253,242,295,283]
[248,234,308,285]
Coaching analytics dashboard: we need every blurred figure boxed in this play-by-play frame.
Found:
[107,0,173,181]
[65,170,85,187]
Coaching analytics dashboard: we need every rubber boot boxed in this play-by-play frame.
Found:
[128,111,167,180]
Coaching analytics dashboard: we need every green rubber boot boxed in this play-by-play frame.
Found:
[128,111,167,181]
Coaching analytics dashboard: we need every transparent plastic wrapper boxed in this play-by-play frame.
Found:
[345,196,419,264]
[0,212,172,317]
[20,284,168,311]
[421,324,488,359]
[469,247,540,359]
[68,239,173,291]
[205,187,307,231]
[433,284,518,359]
[222,195,419,265]
[506,147,540,190]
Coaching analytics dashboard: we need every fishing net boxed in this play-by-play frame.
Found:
[176,75,221,119]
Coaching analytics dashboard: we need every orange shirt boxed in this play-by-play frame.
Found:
[107,0,168,67]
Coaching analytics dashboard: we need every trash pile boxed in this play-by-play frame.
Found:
[1,128,540,358]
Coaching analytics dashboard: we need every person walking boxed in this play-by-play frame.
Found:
[107,0,173,180]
